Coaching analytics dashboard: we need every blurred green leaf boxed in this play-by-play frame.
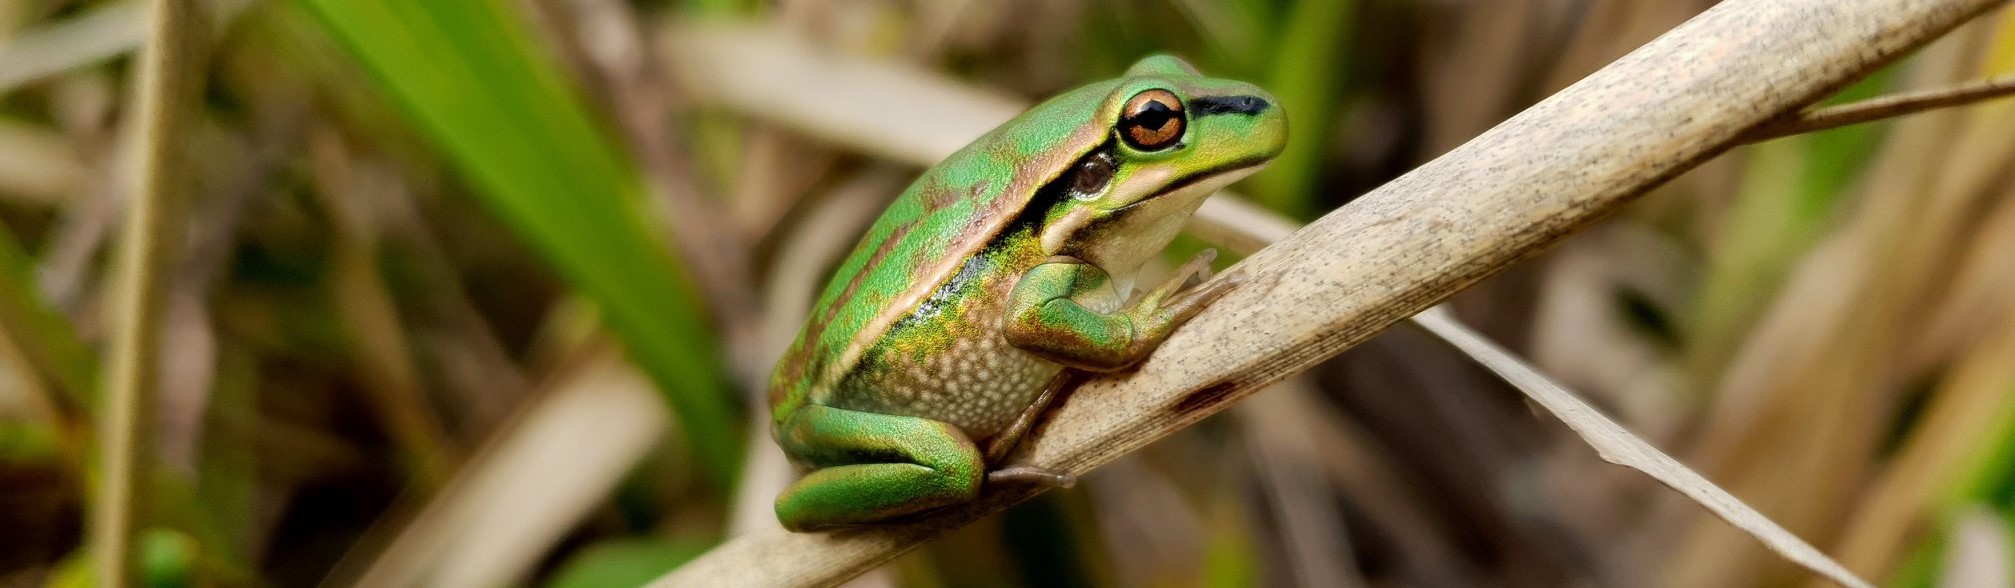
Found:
[195,344,259,557]
[1245,0,1354,219]
[0,218,252,585]
[291,0,743,484]
[1203,495,1259,588]
[0,221,96,412]
[1686,69,1892,377]
[1948,385,2015,509]
[138,528,198,588]
[1886,525,1944,588]
[0,420,61,461]
[546,538,709,588]
[1795,71,1893,217]
[42,528,200,588]
[1002,494,1101,588]
[46,550,91,588]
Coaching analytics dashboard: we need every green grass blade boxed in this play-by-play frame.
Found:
[291,0,742,484]
[0,221,95,411]
[1246,0,1353,219]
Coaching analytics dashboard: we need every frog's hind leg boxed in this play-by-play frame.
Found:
[980,372,1079,489]
[775,404,983,531]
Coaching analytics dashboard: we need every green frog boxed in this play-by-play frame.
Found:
[768,55,1286,531]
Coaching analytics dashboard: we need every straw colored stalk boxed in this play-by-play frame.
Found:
[653,0,2009,586]
[1667,13,2015,585]
[325,348,669,588]
[1196,197,1864,588]
[1822,79,2015,586]
[309,134,454,486]
[93,0,202,585]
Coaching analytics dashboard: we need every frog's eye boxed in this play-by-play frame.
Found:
[1119,89,1185,151]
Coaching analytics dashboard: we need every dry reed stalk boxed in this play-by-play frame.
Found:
[1747,74,2015,140]
[92,0,202,584]
[1667,12,2015,584]
[1200,196,1866,588]
[328,349,669,588]
[309,134,455,486]
[1817,75,2015,584]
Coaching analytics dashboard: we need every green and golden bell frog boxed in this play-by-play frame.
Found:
[767,55,1287,532]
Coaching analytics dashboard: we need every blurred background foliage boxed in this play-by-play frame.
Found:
[0,0,2013,586]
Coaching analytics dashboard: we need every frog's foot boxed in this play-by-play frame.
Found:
[1172,247,1219,287]
[988,465,1077,489]
[774,405,985,532]
[1004,253,1243,373]
[1136,248,1242,326]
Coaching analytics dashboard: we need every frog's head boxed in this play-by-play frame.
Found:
[1031,55,1287,276]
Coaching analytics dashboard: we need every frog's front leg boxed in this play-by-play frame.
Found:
[773,404,983,532]
[1003,250,1236,372]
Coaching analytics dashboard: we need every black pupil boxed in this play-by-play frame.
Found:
[1129,101,1176,132]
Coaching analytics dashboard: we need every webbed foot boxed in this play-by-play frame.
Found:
[987,465,1077,489]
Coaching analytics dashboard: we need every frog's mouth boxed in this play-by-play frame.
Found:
[1028,140,1272,222]
[1140,156,1271,204]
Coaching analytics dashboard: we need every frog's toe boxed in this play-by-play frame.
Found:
[988,465,1077,489]
[1179,248,1219,285]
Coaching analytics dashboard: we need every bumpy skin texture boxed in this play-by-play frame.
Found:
[770,55,1287,532]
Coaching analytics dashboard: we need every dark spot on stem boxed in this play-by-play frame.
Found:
[1172,381,1238,415]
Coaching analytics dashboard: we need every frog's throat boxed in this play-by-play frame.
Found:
[1043,163,1262,275]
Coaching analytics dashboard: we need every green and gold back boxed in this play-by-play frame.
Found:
[766,80,1123,433]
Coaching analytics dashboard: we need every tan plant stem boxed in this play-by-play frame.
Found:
[1746,74,2015,141]
[652,0,2010,586]
[93,0,202,585]
[1203,194,1873,588]
[1407,308,1869,588]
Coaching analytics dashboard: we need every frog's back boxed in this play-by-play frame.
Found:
[768,80,1118,428]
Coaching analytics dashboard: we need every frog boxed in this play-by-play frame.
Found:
[767,54,1287,532]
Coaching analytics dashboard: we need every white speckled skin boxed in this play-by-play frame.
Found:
[823,232,1125,439]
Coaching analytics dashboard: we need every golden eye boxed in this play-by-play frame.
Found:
[1119,89,1185,151]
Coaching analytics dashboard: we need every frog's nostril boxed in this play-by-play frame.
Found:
[1240,96,1269,112]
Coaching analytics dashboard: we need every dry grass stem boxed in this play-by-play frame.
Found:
[1406,308,1870,588]
[0,0,253,95]
[652,1,2007,586]
[329,349,669,588]
[1746,74,2015,141]
[663,24,1024,167]
[1825,175,2015,577]
[1193,179,1867,588]
[1237,381,1368,588]
[309,134,455,486]
[1668,17,2015,583]
[0,120,89,205]
[92,0,201,584]
[561,0,761,366]
[0,0,148,94]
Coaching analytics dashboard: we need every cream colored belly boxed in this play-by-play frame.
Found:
[830,324,1065,440]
